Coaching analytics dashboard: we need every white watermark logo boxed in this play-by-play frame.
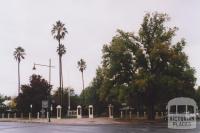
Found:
[166,97,197,129]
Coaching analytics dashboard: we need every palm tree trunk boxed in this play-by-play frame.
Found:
[81,71,85,104]
[58,40,62,106]
[61,56,64,107]
[18,61,20,95]
[60,56,62,106]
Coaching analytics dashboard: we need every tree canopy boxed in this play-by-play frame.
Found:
[83,12,196,119]
[52,87,79,115]
[15,74,51,114]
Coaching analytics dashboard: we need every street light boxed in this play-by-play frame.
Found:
[50,104,54,119]
[33,59,54,85]
[50,104,53,112]
[30,104,32,120]
[67,88,71,117]
[33,59,54,122]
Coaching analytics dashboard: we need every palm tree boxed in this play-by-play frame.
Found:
[13,46,25,95]
[51,21,67,106]
[77,59,86,104]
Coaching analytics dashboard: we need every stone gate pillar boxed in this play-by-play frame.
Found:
[56,105,62,119]
[120,111,123,118]
[129,111,132,119]
[37,112,40,119]
[89,105,94,118]
[137,112,139,118]
[108,104,114,119]
[77,105,82,118]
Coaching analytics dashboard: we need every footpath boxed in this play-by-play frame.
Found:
[0,117,130,125]
[0,117,167,126]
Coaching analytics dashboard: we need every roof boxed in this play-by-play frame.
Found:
[120,106,134,111]
[2,100,12,106]
[166,97,197,108]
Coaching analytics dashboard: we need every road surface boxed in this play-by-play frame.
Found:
[0,122,200,133]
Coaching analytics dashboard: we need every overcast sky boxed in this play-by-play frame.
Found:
[0,0,199,96]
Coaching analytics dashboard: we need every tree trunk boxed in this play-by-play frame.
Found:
[81,71,85,104]
[61,56,64,107]
[147,104,155,120]
[147,86,155,120]
[58,40,62,106]
[18,61,20,95]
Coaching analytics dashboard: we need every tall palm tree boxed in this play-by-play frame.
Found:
[77,59,86,104]
[51,21,67,106]
[13,46,25,95]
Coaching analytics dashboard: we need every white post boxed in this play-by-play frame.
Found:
[8,113,10,119]
[77,105,82,118]
[2,113,4,119]
[29,113,31,120]
[47,112,49,119]
[144,112,146,118]
[137,112,139,118]
[56,105,62,119]
[14,113,16,119]
[68,88,71,112]
[129,111,132,119]
[156,112,158,119]
[21,113,23,119]
[89,105,94,118]
[161,112,163,118]
[120,111,123,118]
[109,104,113,119]
[37,112,40,119]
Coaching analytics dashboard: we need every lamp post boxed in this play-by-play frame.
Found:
[33,59,54,122]
[30,104,32,120]
[67,88,71,117]
[50,104,53,117]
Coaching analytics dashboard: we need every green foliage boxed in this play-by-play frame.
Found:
[80,67,107,116]
[101,32,135,105]
[57,44,66,57]
[133,13,196,119]
[0,94,8,113]
[0,94,5,104]
[13,46,25,63]
[83,12,197,120]
[15,75,51,114]
[77,59,87,73]
[52,87,80,114]
[51,21,68,42]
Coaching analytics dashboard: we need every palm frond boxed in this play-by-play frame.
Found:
[13,46,26,62]
[57,44,66,56]
[77,59,87,72]
[51,20,68,41]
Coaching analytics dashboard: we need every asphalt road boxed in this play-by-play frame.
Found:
[0,122,200,133]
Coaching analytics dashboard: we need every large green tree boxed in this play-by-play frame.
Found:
[97,12,196,120]
[15,75,51,114]
[13,46,25,95]
[100,32,135,107]
[133,13,196,119]
[51,21,68,106]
